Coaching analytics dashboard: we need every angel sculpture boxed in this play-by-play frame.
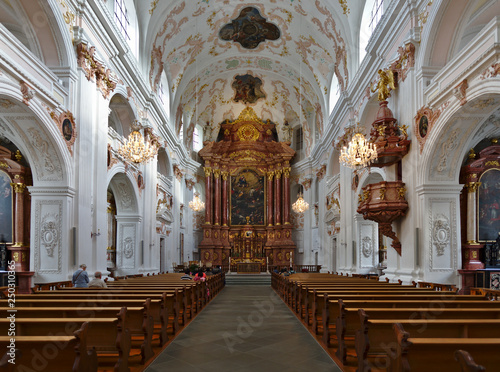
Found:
[372,69,397,101]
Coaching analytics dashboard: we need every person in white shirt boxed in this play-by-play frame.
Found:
[88,271,107,288]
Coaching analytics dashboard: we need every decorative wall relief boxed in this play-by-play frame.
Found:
[362,236,373,258]
[454,79,468,106]
[76,42,117,99]
[41,213,59,257]
[34,200,62,274]
[117,182,133,211]
[118,223,136,269]
[219,7,280,49]
[428,199,457,272]
[232,74,266,104]
[432,214,450,256]
[123,237,134,259]
[22,126,63,182]
[389,43,415,83]
[19,81,34,105]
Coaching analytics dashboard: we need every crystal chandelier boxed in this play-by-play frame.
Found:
[189,192,205,212]
[118,121,159,164]
[339,128,377,169]
[292,192,309,214]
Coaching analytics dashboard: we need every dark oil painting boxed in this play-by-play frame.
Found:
[62,118,73,141]
[478,169,500,241]
[231,169,265,225]
[232,74,266,104]
[219,6,280,49]
[0,171,13,243]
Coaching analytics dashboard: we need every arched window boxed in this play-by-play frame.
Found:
[192,125,203,152]
[114,0,130,41]
[359,0,385,62]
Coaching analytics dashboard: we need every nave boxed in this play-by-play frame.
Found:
[145,284,339,372]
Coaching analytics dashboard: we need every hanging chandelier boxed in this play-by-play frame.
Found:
[339,128,377,169]
[189,192,205,212]
[118,121,159,164]
[292,192,309,214]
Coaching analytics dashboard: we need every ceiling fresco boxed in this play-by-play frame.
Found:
[142,0,365,148]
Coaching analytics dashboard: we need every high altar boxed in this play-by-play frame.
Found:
[198,107,296,269]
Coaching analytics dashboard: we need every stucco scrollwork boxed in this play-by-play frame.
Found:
[41,213,59,257]
[117,182,133,210]
[362,236,372,258]
[124,237,134,259]
[432,214,450,256]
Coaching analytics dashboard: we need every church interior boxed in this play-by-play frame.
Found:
[1,0,500,370]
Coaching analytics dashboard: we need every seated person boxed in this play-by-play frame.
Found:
[181,268,192,280]
[194,268,207,282]
[88,271,107,288]
[273,266,279,274]
[288,267,296,275]
[212,265,221,274]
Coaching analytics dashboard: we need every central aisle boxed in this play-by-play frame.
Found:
[146,285,341,372]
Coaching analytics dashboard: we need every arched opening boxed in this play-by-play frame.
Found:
[107,172,140,276]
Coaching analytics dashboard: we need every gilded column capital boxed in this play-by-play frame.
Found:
[283,167,291,178]
[221,171,229,181]
[465,182,481,193]
[10,183,26,193]
[203,167,212,177]
[275,170,282,179]
[213,169,221,178]
[266,170,275,179]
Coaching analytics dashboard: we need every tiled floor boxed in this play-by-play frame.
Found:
[146,285,342,372]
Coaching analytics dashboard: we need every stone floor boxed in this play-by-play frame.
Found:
[145,285,342,372]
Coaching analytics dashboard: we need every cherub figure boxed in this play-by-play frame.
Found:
[371,69,396,101]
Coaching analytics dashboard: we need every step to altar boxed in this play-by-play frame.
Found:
[225,273,272,286]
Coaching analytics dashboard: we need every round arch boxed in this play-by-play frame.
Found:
[419,85,500,185]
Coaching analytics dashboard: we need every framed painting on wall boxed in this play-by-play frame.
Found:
[230,169,265,225]
[491,272,500,290]
[0,170,13,243]
[478,168,500,241]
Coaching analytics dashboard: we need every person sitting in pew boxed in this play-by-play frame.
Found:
[72,264,89,288]
[89,271,107,288]
[194,268,206,282]
[181,268,193,280]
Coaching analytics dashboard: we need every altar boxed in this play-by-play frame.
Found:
[197,107,296,268]
[237,262,261,273]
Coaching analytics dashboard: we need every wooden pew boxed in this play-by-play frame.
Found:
[0,308,129,372]
[0,304,153,365]
[320,293,488,348]
[306,289,457,332]
[14,292,176,343]
[355,310,500,372]
[336,305,500,365]
[389,323,500,372]
[0,322,98,372]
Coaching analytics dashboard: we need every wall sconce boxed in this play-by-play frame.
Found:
[91,229,101,238]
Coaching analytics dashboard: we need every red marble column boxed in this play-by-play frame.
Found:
[274,168,282,225]
[283,167,291,225]
[204,167,212,225]
[10,182,26,247]
[267,170,274,226]
[213,168,221,226]
[221,171,229,226]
